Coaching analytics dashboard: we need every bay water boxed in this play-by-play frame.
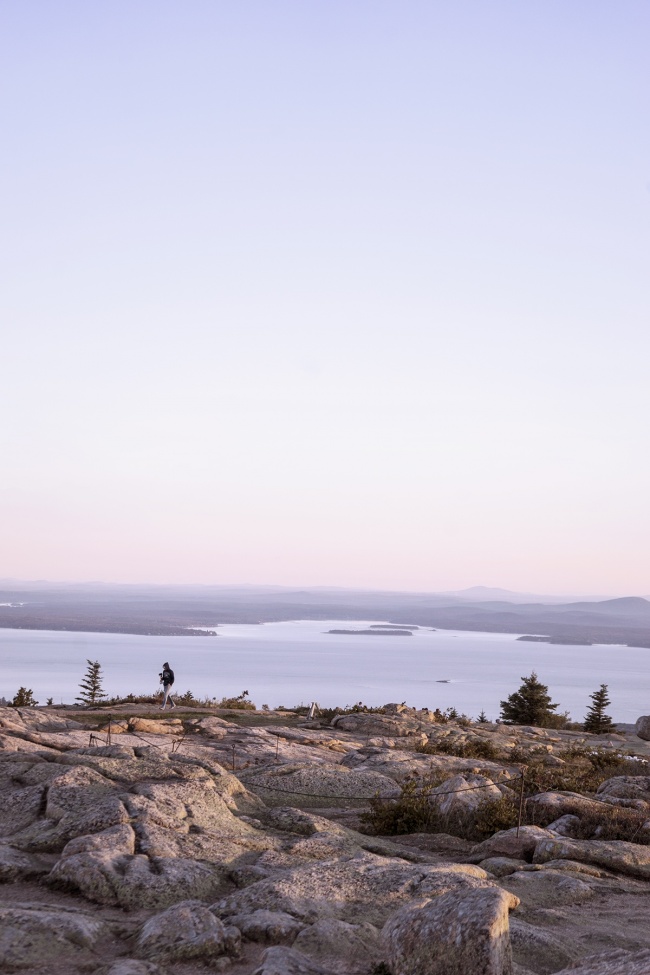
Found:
[0,621,647,722]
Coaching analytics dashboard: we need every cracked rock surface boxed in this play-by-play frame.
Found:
[2,704,650,974]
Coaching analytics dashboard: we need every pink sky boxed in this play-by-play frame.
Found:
[1,3,649,597]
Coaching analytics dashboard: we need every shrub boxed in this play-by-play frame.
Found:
[569,804,650,844]
[473,796,521,837]
[315,702,387,723]
[361,773,522,843]
[360,773,450,835]
[105,692,160,705]
[217,690,256,710]
[516,746,649,798]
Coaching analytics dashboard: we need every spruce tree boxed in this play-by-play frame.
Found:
[76,659,107,706]
[583,684,616,735]
[500,671,558,726]
[11,687,38,707]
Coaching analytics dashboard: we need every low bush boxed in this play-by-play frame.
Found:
[360,773,452,835]
[416,738,502,761]
[106,692,160,705]
[361,772,521,842]
[569,804,650,844]
[313,702,387,722]
[361,745,650,846]
[518,747,650,797]
[216,691,256,710]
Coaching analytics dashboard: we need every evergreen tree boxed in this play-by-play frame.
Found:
[11,687,38,707]
[477,710,488,723]
[76,659,107,706]
[500,671,558,726]
[583,684,616,735]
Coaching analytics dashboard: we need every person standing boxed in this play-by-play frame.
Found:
[159,662,175,710]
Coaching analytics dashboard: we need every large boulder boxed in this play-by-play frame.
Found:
[478,857,527,878]
[431,774,504,817]
[331,712,430,737]
[382,887,520,975]
[525,791,610,819]
[596,776,650,805]
[215,854,491,927]
[533,837,650,880]
[469,826,555,863]
[498,868,595,909]
[634,716,650,741]
[0,904,105,970]
[128,777,256,832]
[48,850,225,908]
[228,909,304,944]
[12,764,130,851]
[292,918,382,973]
[60,823,136,858]
[128,717,183,735]
[0,707,82,733]
[136,899,238,963]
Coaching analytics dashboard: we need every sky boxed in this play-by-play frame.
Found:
[1,1,649,596]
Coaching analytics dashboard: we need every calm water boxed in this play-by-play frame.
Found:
[0,621,647,722]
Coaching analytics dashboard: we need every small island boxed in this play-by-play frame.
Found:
[328,628,413,636]
[518,635,593,646]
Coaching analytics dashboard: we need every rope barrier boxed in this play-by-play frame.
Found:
[243,769,522,803]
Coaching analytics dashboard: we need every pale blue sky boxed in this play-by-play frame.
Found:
[1,2,649,593]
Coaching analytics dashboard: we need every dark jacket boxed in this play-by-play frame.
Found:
[161,667,174,686]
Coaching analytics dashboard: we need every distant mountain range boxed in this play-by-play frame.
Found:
[1,581,649,647]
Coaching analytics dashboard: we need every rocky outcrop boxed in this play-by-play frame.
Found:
[2,704,650,974]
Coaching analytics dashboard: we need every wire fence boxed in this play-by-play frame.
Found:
[78,720,649,841]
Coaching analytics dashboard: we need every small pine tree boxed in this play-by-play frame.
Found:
[583,684,616,735]
[500,671,559,726]
[478,710,489,723]
[12,687,38,707]
[76,659,107,706]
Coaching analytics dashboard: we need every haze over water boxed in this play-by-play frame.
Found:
[2,621,646,723]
